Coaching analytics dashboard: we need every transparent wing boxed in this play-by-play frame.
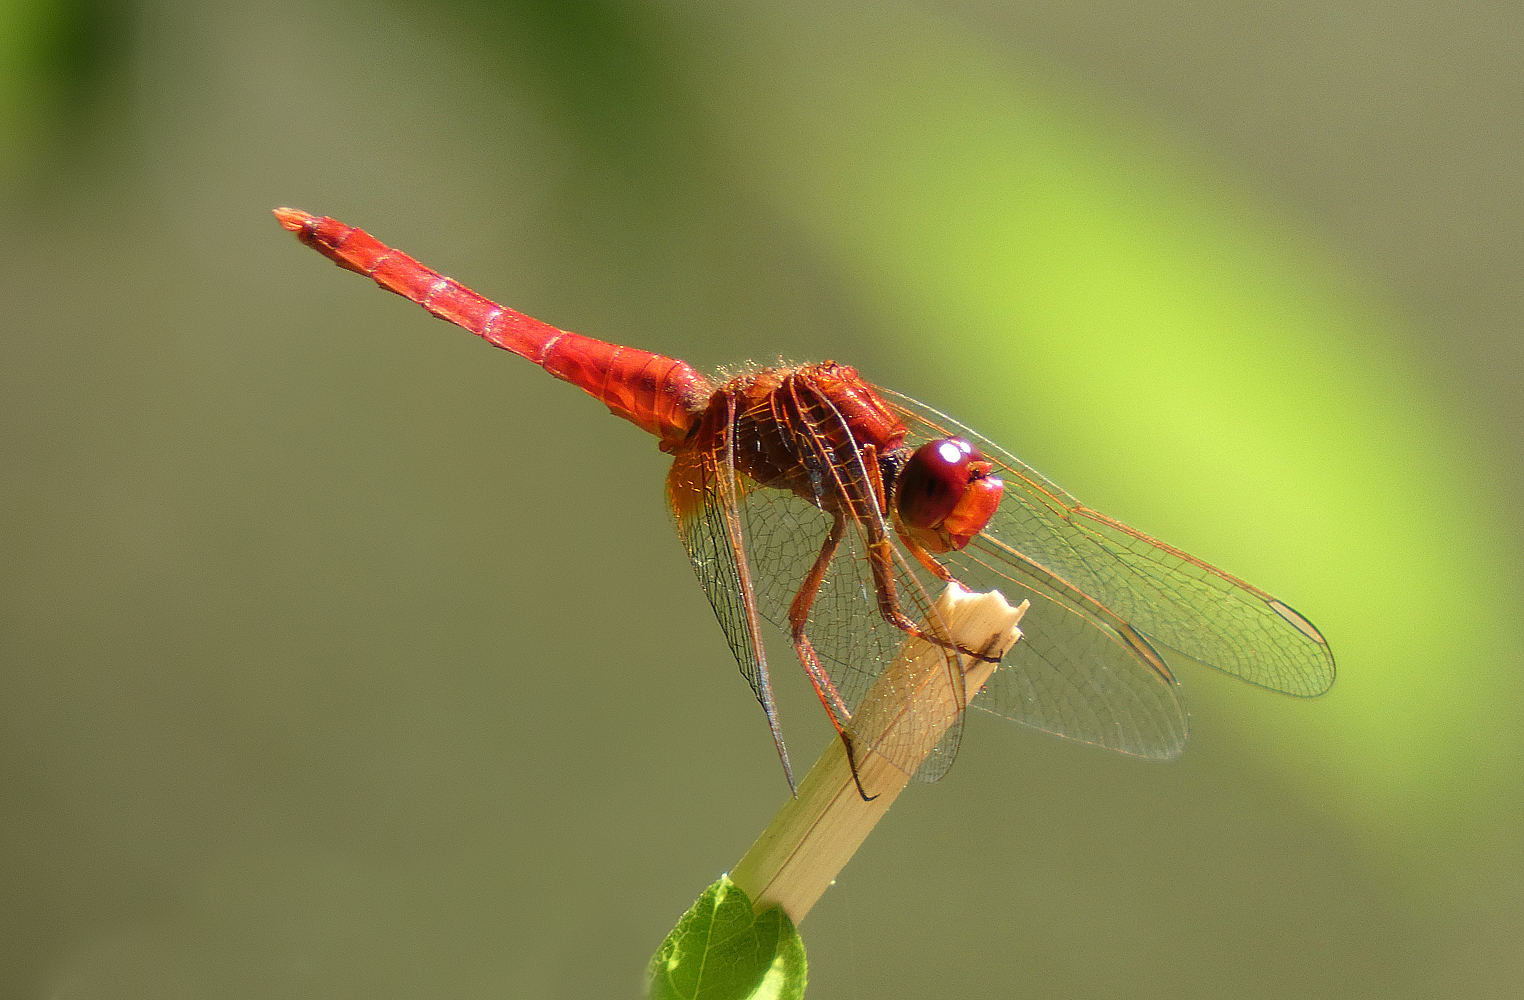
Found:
[666,405,796,789]
[952,534,1188,758]
[882,389,1336,700]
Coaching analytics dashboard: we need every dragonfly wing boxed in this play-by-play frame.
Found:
[666,402,796,790]
[882,390,1336,698]
[749,453,1189,758]
[952,534,1188,757]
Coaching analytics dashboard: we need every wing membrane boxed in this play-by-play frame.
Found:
[666,403,796,789]
[881,389,1335,699]
[956,533,1187,757]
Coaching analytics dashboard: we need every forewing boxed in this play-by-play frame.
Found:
[882,389,1336,699]
[953,535,1188,757]
[666,406,794,786]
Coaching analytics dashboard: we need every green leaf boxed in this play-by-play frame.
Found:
[647,876,807,1000]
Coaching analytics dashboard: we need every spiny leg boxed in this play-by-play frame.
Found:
[865,532,1000,666]
[786,513,853,723]
[786,509,879,801]
[900,528,957,582]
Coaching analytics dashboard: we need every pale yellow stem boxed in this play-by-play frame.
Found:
[730,583,1027,925]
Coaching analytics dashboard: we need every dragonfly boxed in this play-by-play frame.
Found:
[274,207,1335,799]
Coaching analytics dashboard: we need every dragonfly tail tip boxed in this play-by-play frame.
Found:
[272,207,312,233]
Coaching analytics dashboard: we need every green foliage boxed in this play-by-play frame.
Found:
[647,876,807,1000]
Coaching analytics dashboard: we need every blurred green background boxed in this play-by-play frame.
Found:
[3,1,1521,996]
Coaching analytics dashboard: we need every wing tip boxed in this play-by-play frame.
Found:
[1268,598,1327,644]
[1267,598,1337,696]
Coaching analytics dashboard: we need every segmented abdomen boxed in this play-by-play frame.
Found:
[276,209,713,448]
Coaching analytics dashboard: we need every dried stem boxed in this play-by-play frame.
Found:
[730,583,1027,925]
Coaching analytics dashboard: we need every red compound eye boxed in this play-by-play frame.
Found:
[897,438,978,529]
[896,438,1004,552]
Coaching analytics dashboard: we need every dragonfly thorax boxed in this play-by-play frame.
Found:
[717,363,908,516]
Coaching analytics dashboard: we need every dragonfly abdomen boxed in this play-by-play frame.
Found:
[534,331,712,448]
[274,208,712,448]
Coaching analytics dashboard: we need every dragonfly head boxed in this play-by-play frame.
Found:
[894,437,1004,552]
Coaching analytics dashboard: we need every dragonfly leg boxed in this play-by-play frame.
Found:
[787,511,854,721]
[895,532,1004,665]
[787,510,878,802]
[857,443,970,653]
[898,529,956,582]
[867,536,1000,665]
[862,443,889,520]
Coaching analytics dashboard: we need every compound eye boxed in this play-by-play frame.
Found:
[896,438,978,529]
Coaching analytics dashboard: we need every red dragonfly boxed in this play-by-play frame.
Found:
[275,208,1335,797]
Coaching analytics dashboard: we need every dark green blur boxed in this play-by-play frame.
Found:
[3,1,1521,997]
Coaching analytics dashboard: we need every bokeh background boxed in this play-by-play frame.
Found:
[4,1,1522,997]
